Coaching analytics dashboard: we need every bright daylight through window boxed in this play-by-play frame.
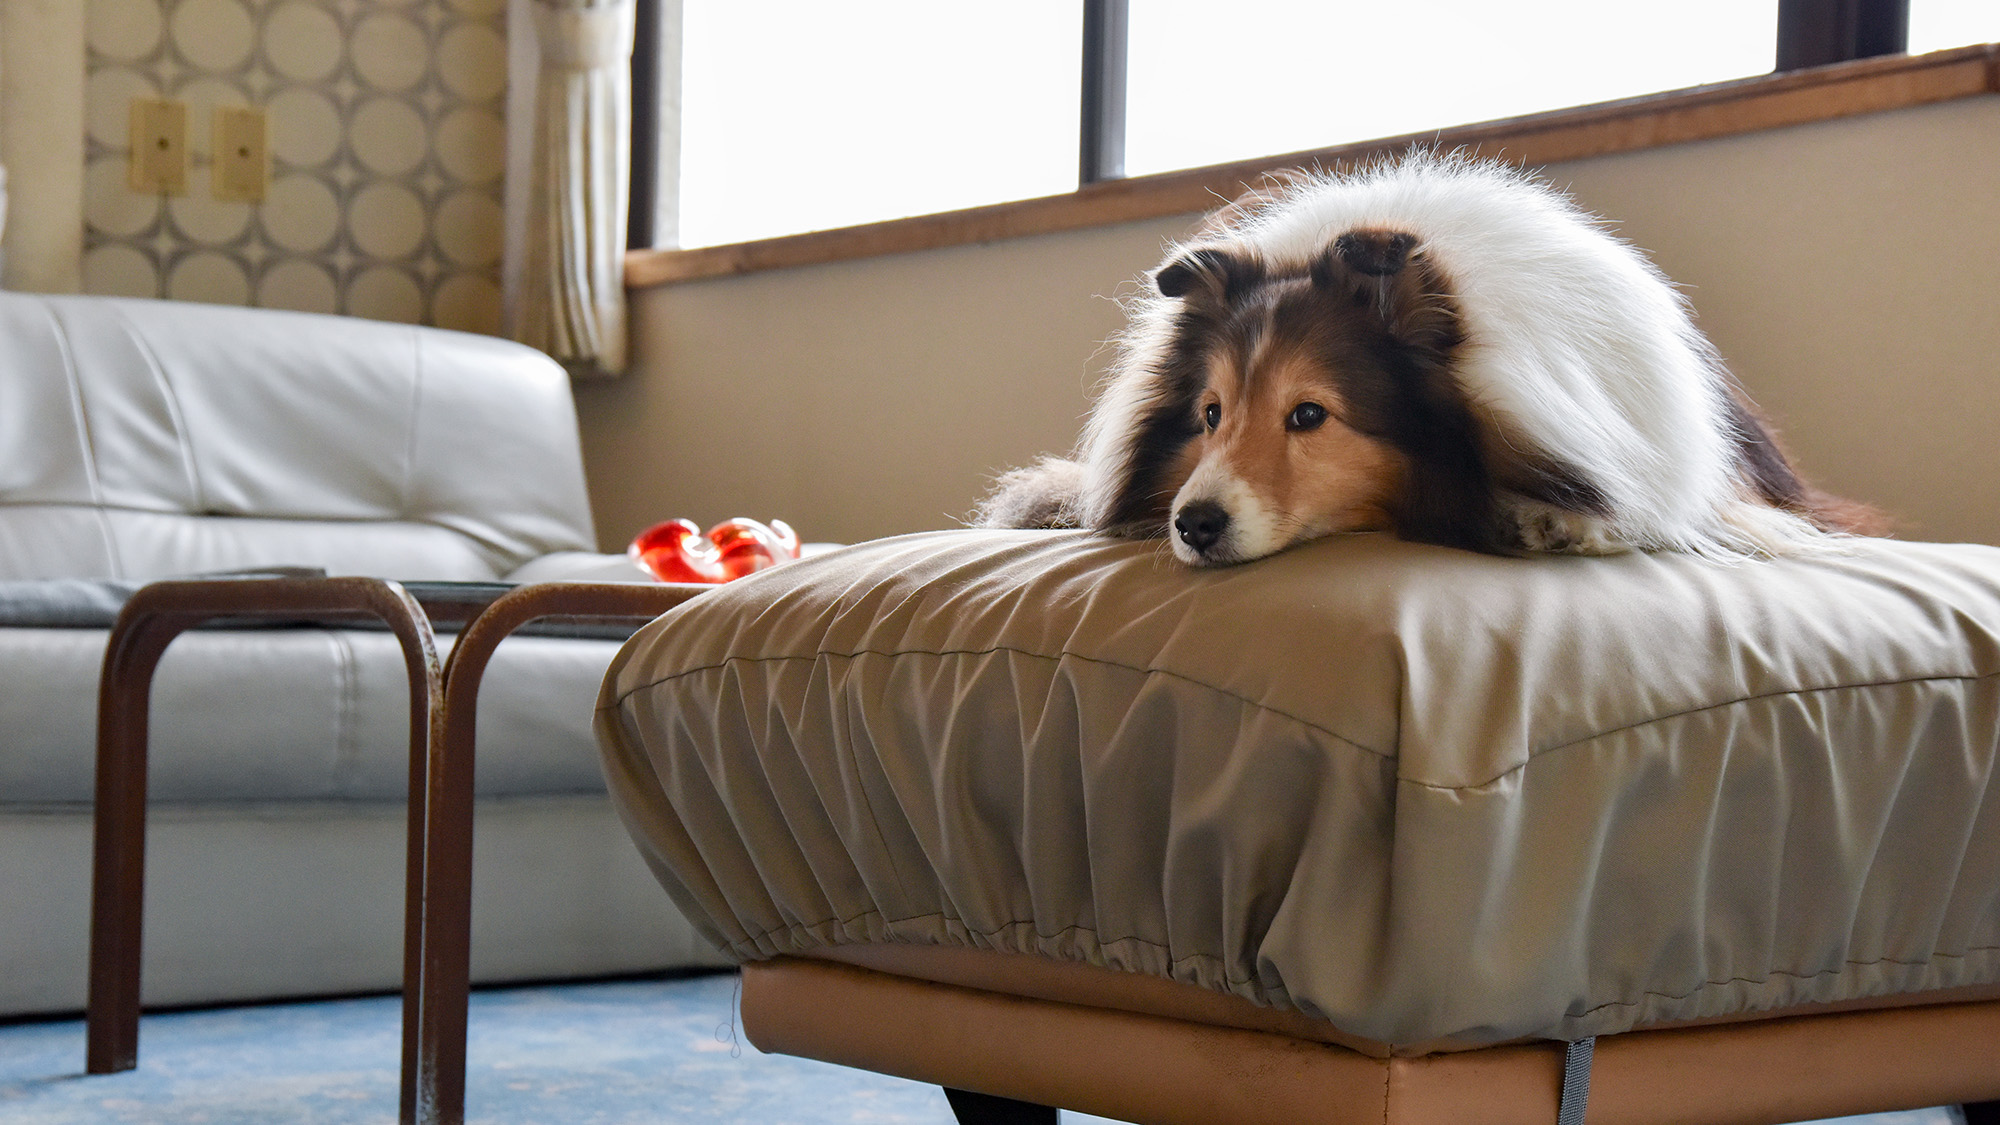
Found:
[675,1,1079,249]
[1123,1,1779,178]
[669,0,1999,251]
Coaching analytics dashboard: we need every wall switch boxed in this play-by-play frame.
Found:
[212,105,267,203]
[129,98,188,195]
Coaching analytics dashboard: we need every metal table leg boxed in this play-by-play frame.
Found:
[87,577,443,1085]
[409,581,704,1125]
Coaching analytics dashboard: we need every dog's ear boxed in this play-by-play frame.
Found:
[1309,228,1421,290]
[1308,229,1417,295]
[1312,230,1461,356]
[1155,247,1264,304]
[1333,229,1417,277]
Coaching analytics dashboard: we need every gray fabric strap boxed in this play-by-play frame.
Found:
[1558,1037,1595,1125]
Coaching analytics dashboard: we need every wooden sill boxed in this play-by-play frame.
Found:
[625,44,1999,289]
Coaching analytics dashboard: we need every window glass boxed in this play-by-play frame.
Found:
[1908,0,2000,53]
[677,1,1080,248]
[1124,1,1779,178]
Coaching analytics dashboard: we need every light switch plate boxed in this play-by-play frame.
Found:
[129,98,188,195]
[212,105,267,203]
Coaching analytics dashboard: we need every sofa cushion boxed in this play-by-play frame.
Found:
[0,796,732,1015]
[0,293,595,581]
[1,627,622,804]
[596,529,2000,1047]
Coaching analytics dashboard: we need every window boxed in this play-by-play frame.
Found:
[1124,2,1778,178]
[652,1,1994,251]
[1908,0,2000,53]
[674,1,1078,249]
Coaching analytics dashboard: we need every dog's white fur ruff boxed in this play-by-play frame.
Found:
[1044,153,1827,560]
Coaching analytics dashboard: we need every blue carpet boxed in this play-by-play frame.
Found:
[0,973,1967,1124]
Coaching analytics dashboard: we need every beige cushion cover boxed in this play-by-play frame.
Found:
[595,529,2000,1047]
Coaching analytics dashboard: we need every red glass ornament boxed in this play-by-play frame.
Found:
[628,517,801,583]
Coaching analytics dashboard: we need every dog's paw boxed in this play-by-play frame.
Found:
[1510,504,1625,555]
[972,456,1087,529]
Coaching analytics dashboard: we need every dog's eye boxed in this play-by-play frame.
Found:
[1203,403,1221,431]
[1287,402,1328,432]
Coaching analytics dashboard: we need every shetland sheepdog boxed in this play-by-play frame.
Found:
[976,152,1874,565]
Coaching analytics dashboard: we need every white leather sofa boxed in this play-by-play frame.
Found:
[0,292,728,1016]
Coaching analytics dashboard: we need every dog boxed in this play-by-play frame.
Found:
[975,152,1874,565]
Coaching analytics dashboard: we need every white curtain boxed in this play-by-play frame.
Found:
[518,0,635,379]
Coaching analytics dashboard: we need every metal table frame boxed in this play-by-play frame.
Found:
[84,576,702,1125]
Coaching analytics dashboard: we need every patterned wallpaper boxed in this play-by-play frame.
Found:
[82,0,507,333]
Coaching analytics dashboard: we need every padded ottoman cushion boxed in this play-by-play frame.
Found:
[594,529,2000,1047]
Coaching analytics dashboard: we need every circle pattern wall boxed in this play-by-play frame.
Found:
[84,0,507,334]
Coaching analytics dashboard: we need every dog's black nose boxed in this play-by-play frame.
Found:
[1174,501,1229,554]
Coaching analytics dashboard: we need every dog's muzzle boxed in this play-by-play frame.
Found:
[1173,500,1230,557]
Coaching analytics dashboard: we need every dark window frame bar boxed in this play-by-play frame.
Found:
[627,0,663,250]
[1079,0,1128,185]
[629,0,1918,250]
[1777,0,1911,70]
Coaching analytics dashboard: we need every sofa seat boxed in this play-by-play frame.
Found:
[4,626,621,805]
[596,528,2000,1049]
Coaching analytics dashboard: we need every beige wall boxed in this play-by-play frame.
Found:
[580,94,2000,552]
[579,218,1176,550]
[1553,96,2000,547]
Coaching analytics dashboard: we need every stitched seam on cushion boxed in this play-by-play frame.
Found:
[607,647,1391,759]
[328,630,359,795]
[0,501,478,527]
[401,329,422,522]
[1381,1055,1393,1125]
[1572,943,2000,1018]
[613,651,1997,780]
[41,301,125,577]
[108,305,207,513]
[1407,669,2000,792]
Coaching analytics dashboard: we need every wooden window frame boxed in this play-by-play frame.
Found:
[627,38,1997,290]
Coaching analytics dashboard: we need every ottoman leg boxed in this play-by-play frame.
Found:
[942,1087,1059,1125]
